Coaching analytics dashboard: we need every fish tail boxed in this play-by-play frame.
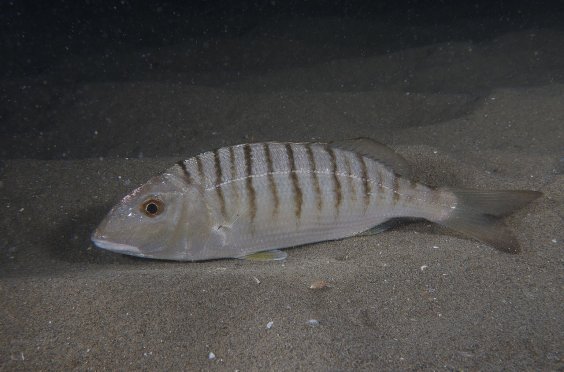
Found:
[436,188,542,253]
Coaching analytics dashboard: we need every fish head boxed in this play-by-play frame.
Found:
[91,171,200,260]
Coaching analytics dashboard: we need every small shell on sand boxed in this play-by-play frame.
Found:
[309,280,330,289]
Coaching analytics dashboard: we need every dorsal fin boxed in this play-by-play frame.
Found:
[329,137,412,177]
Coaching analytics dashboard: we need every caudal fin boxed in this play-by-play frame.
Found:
[438,189,542,253]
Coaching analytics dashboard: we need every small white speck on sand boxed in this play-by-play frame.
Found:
[306,319,320,327]
[420,265,428,272]
[432,245,439,249]
[551,239,557,243]
[266,321,274,329]
[208,352,216,360]
[458,351,474,358]
[252,276,261,284]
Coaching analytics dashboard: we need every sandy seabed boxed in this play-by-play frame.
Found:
[1,14,563,370]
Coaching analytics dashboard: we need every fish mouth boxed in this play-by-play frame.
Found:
[91,230,143,256]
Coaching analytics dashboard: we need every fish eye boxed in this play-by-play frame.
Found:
[141,198,164,217]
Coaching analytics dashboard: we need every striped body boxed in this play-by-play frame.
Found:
[175,142,449,259]
[93,138,541,260]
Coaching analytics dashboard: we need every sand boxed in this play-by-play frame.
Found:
[1,8,563,371]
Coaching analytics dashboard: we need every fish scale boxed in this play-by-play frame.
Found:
[92,138,542,260]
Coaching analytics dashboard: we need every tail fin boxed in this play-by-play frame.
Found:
[438,189,542,253]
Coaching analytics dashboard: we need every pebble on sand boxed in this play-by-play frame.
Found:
[309,280,329,289]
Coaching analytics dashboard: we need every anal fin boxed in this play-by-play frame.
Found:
[356,218,419,237]
[239,249,288,261]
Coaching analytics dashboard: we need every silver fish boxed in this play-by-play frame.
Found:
[91,138,541,261]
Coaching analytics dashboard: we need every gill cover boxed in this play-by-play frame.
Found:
[92,169,214,261]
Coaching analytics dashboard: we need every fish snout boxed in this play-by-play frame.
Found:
[91,227,104,242]
[91,228,143,255]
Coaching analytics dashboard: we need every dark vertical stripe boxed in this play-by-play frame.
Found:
[195,154,204,184]
[327,146,342,213]
[194,154,209,221]
[264,143,280,218]
[243,144,256,222]
[229,147,237,179]
[357,153,370,211]
[377,170,385,195]
[213,149,226,218]
[344,154,356,202]
[306,144,322,213]
[228,146,239,205]
[176,160,192,185]
[285,143,303,220]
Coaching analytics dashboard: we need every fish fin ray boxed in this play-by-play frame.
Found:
[329,137,412,177]
[438,188,542,253]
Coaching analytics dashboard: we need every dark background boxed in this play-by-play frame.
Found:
[2,0,564,160]
[2,0,563,78]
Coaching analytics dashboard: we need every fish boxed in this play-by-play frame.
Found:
[91,138,542,261]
